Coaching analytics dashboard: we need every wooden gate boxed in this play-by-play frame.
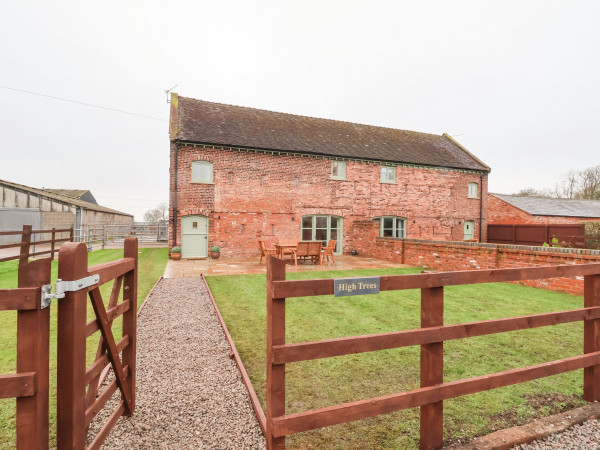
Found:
[265,256,600,449]
[0,226,137,449]
[57,239,138,449]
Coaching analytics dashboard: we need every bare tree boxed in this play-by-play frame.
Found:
[513,188,553,198]
[514,165,600,200]
[554,170,579,199]
[576,165,600,200]
[143,203,169,223]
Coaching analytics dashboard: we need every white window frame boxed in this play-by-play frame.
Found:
[381,166,396,183]
[331,160,346,180]
[191,161,213,184]
[379,216,406,238]
[468,182,479,198]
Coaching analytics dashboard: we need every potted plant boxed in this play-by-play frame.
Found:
[210,245,221,259]
[171,246,182,260]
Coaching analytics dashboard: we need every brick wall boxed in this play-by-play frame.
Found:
[169,145,489,255]
[488,194,598,225]
[353,231,600,295]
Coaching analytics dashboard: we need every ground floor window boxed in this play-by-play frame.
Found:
[380,216,406,238]
[301,215,342,253]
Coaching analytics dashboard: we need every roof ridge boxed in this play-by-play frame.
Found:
[495,193,600,203]
[179,96,443,138]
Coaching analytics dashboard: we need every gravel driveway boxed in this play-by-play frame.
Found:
[90,277,266,449]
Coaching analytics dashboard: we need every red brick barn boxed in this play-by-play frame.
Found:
[169,94,491,258]
[488,194,600,224]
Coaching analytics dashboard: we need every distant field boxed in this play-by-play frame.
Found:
[0,247,168,449]
[207,268,588,449]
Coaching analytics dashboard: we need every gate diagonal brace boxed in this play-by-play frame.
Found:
[41,275,100,309]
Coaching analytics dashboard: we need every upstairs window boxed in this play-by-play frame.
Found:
[380,216,406,238]
[331,161,346,180]
[468,182,479,198]
[191,161,213,184]
[381,166,396,183]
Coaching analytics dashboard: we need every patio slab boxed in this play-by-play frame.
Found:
[163,254,409,277]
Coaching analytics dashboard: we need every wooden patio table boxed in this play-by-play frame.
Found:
[275,243,298,262]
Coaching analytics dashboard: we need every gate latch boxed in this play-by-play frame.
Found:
[41,275,100,309]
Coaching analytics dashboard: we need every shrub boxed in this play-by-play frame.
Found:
[585,222,600,249]
[211,246,220,252]
[171,246,181,254]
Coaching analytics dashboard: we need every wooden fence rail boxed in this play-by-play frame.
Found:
[265,256,600,449]
[0,225,73,263]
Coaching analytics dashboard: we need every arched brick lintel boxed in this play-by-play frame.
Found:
[180,208,212,217]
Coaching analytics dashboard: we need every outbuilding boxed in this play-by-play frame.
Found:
[0,178,133,244]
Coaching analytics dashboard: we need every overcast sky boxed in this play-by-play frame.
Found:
[1,1,598,220]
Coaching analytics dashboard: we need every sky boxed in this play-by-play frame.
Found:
[1,1,599,221]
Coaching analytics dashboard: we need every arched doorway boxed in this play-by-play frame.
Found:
[181,215,208,258]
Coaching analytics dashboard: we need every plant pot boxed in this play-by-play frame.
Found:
[171,253,182,260]
[210,251,220,259]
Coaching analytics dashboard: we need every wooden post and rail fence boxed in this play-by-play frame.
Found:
[0,225,138,449]
[265,255,600,449]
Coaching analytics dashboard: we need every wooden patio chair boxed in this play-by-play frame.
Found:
[322,239,336,264]
[308,241,323,265]
[258,240,277,264]
[294,241,311,265]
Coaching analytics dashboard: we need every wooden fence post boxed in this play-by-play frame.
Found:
[18,225,32,266]
[122,237,138,413]
[16,234,51,449]
[584,274,600,402]
[266,256,286,450]
[57,242,89,449]
[420,286,444,449]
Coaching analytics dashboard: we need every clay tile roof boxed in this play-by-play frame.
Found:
[173,96,490,172]
[492,194,600,218]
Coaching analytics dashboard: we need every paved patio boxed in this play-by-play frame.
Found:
[163,254,409,277]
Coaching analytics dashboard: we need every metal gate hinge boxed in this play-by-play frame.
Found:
[41,275,100,309]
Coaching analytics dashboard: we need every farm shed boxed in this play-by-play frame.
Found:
[0,178,133,244]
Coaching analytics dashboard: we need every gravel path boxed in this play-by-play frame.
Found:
[514,419,600,449]
[89,277,266,449]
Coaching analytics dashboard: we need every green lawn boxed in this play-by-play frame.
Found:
[207,268,589,449]
[0,247,168,449]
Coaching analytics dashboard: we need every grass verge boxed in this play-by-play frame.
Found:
[207,267,588,449]
[0,247,168,449]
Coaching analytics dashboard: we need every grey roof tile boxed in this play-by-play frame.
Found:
[493,194,600,218]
